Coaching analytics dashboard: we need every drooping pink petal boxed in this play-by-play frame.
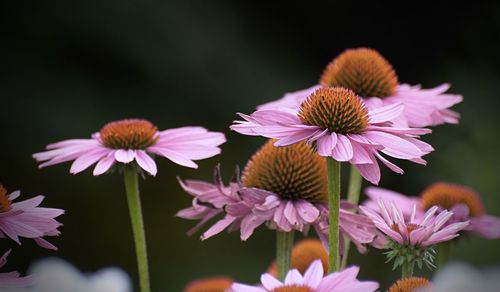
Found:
[135,150,157,176]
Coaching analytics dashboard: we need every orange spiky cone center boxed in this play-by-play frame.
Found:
[100,119,159,149]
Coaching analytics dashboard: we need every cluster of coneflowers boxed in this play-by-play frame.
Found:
[4,47,496,291]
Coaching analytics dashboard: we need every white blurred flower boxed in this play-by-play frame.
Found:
[425,262,500,292]
[4,258,131,292]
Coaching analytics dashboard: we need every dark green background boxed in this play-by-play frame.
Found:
[2,1,500,291]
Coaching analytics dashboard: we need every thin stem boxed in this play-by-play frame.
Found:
[276,230,294,281]
[123,165,150,292]
[401,261,415,279]
[438,241,452,268]
[340,166,363,270]
[327,158,341,273]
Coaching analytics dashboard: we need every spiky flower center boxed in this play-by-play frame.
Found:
[0,185,12,213]
[100,119,159,149]
[298,87,369,134]
[271,286,314,292]
[242,140,327,203]
[392,223,421,234]
[319,48,398,98]
[269,239,328,276]
[420,182,484,217]
[184,276,233,292]
[388,277,431,292]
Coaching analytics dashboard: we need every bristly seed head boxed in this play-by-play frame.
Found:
[242,140,327,203]
[184,276,233,292]
[298,87,369,134]
[388,276,431,292]
[271,286,314,292]
[0,185,12,213]
[319,48,398,98]
[420,182,484,217]
[100,119,159,149]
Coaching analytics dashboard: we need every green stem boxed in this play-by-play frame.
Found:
[123,165,150,292]
[438,241,452,268]
[276,230,294,281]
[340,166,363,270]
[327,158,341,273]
[401,261,415,279]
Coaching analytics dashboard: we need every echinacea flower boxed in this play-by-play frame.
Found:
[230,259,379,292]
[11,258,131,292]
[0,185,63,250]
[231,87,433,184]
[183,276,233,292]
[33,119,226,176]
[177,141,379,248]
[364,183,500,239]
[0,249,31,288]
[388,276,432,292]
[258,48,462,128]
[360,199,469,273]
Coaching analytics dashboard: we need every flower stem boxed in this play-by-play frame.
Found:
[438,241,452,268]
[340,166,363,270]
[401,261,415,279]
[327,158,341,273]
[276,230,294,281]
[123,165,150,292]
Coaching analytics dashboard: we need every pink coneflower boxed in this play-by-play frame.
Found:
[231,87,433,184]
[177,141,378,248]
[258,48,462,127]
[33,119,226,176]
[364,183,500,240]
[360,199,469,277]
[230,259,379,292]
[0,185,63,250]
[0,249,31,288]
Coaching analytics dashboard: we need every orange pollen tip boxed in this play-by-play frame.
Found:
[268,239,328,277]
[271,285,314,292]
[242,140,327,203]
[100,119,159,150]
[0,185,12,213]
[319,47,398,98]
[183,276,233,292]
[388,276,432,292]
[420,182,484,217]
[298,87,369,134]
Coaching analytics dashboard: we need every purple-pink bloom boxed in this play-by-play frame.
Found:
[33,119,226,176]
[364,184,500,239]
[0,185,63,250]
[257,48,462,128]
[231,87,433,184]
[0,249,32,288]
[360,199,469,248]
[177,166,379,252]
[230,259,379,292]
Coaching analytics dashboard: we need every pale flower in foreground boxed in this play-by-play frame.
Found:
[230,259,379,292]
[33,119,226,176]
[10,258,131,292]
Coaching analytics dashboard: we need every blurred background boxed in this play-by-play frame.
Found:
[2,1,500,290]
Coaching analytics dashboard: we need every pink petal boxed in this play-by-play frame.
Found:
[148,147,198,168]
[317,133,337,156]
[135,150,157,176]
[114,149,136,163]
[93,152,116,176]
[331,134,353,161]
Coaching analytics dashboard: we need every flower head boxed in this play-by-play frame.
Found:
[0,185,63,250]
[33,119,226,176]
[0,249,31,288]
[257,48,462,127]
[364,184,500,239]
[230,260,379,292]
[232,87,433,184]
[388,276,431,292]
[177,141,379,248]
[184,276,233,292]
